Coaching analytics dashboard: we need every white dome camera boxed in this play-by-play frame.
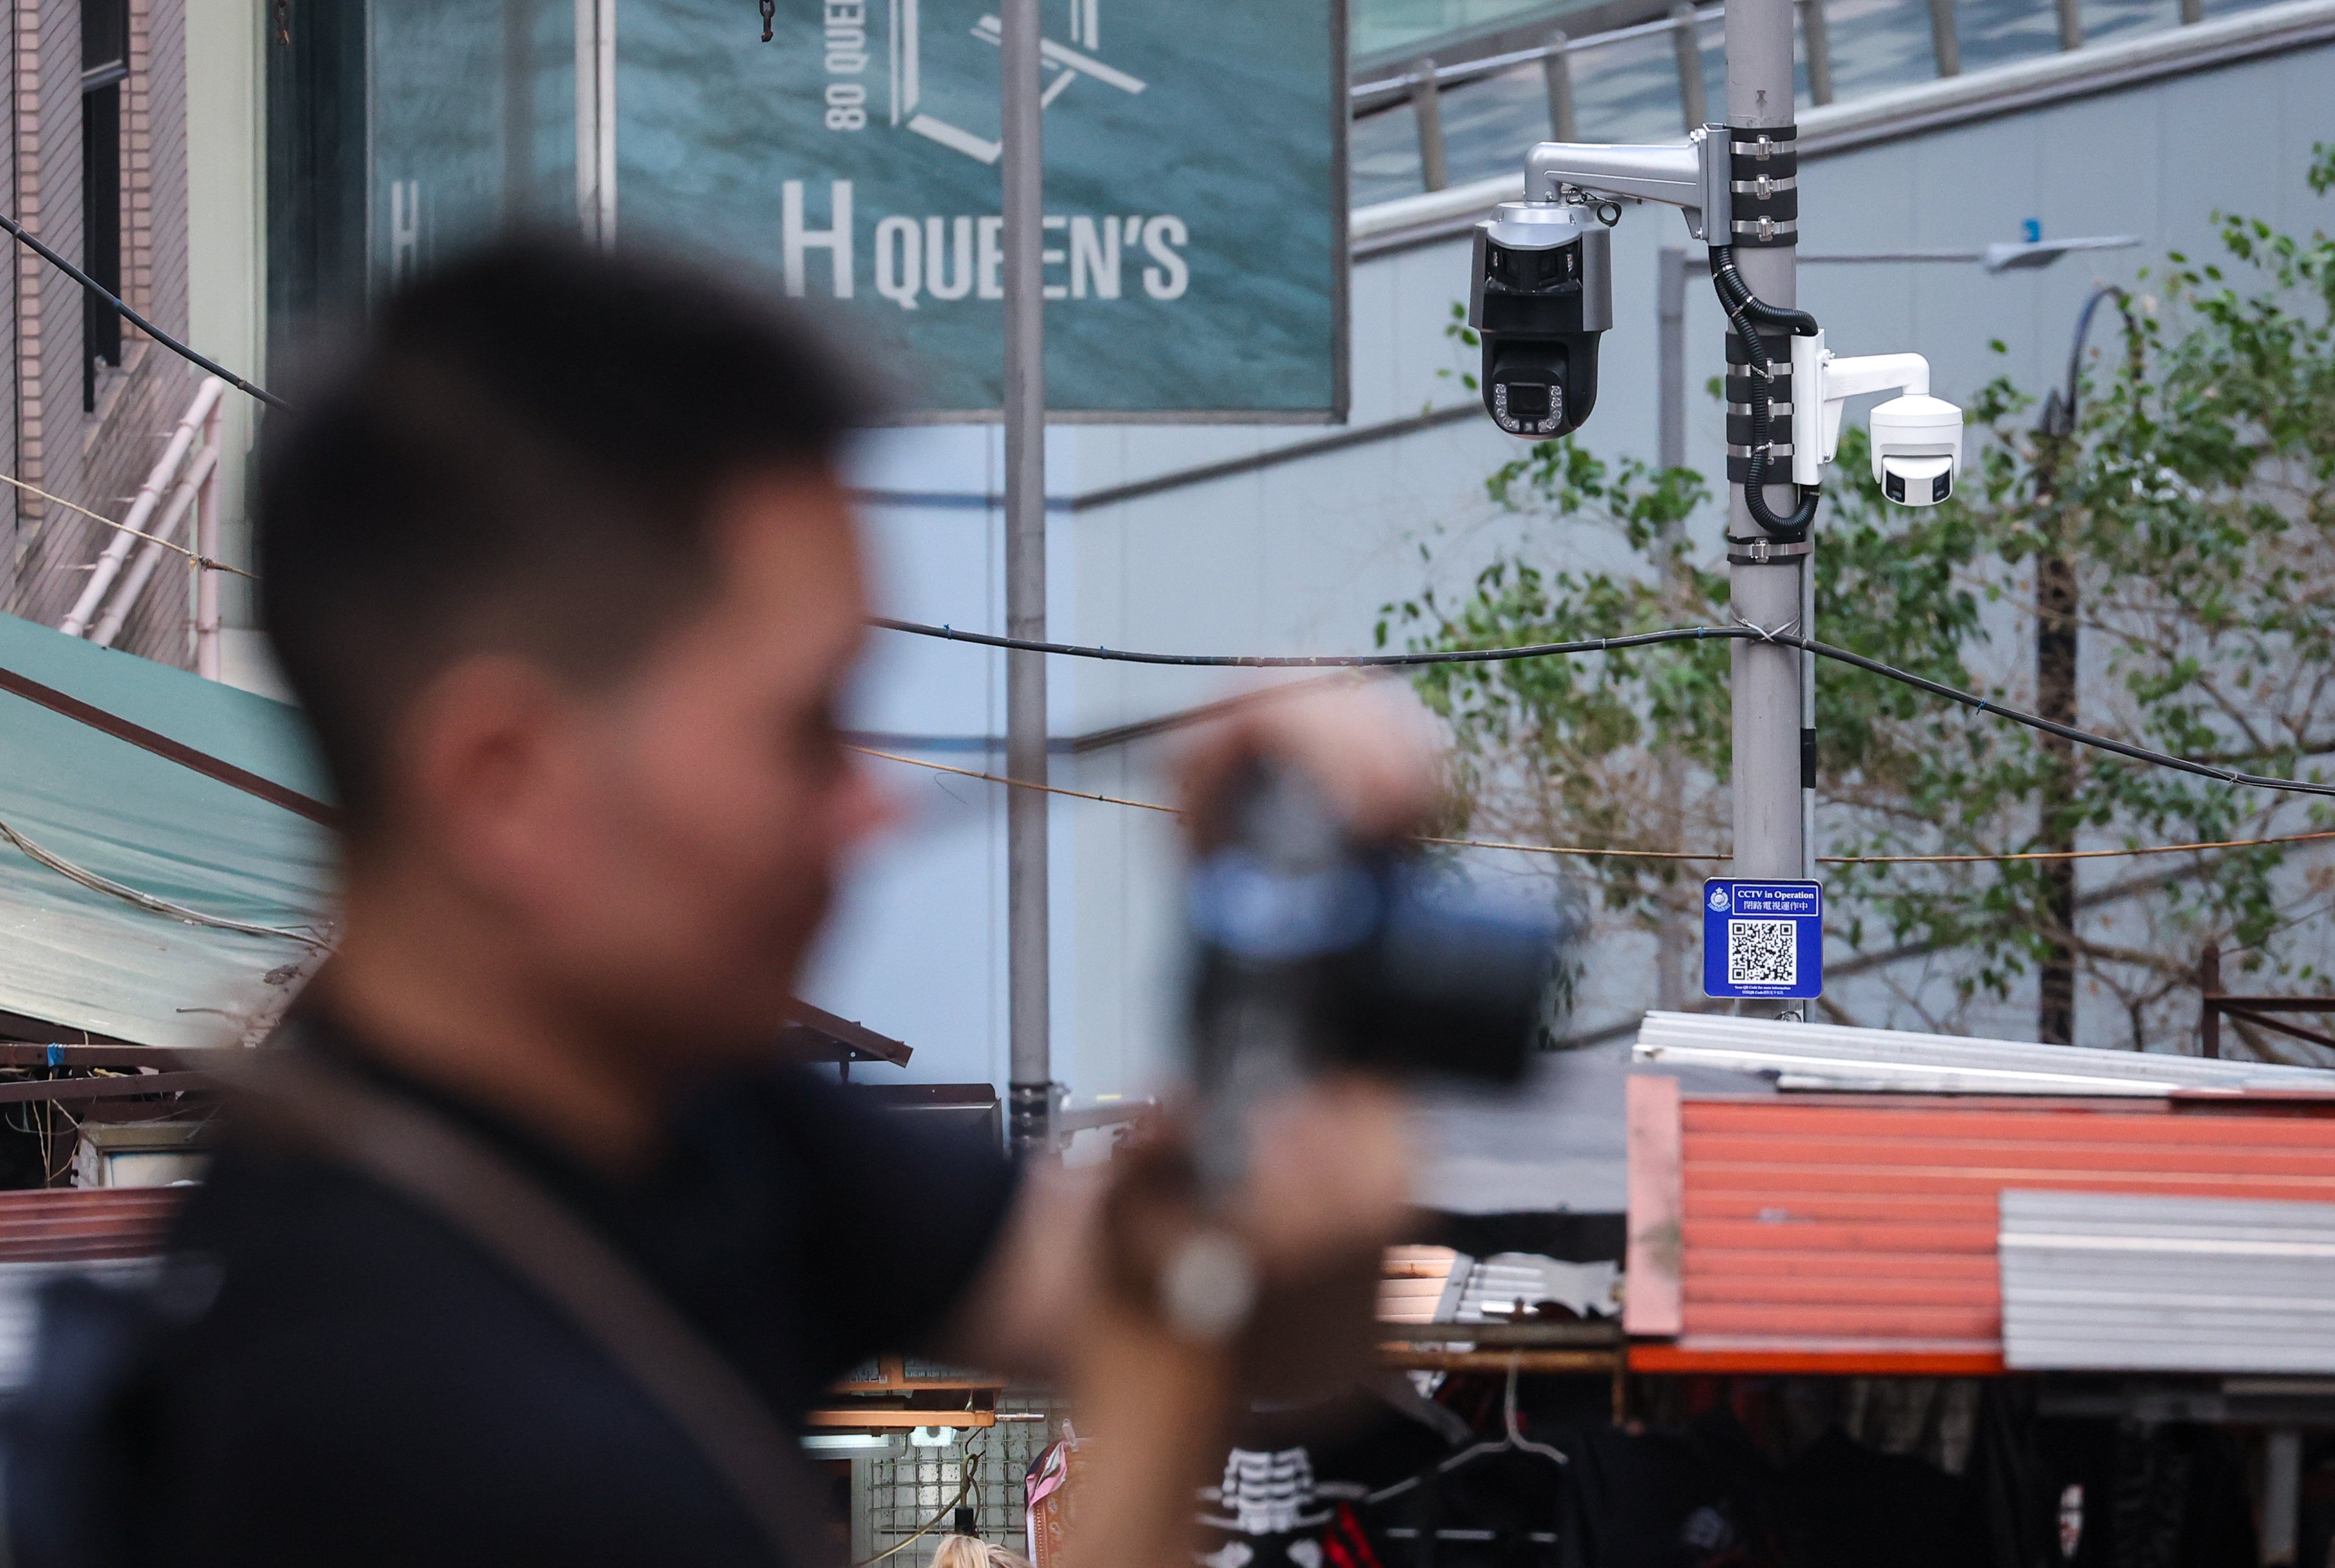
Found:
[1789,334,1966,509]
[1869,393,1964,507]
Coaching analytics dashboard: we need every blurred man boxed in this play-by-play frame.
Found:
[41,239,1425,1567]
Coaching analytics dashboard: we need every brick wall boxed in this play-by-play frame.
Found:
[5,0,201,670]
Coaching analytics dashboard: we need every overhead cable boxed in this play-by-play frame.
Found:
[851,746,2335,866]
[0,210,287,410]
[870,617,2335,803]
[0,815,330,948]
[0,470,257,580]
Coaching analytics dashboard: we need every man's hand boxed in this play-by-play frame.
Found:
[1174,677,1442,849]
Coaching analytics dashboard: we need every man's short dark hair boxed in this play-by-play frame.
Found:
[258,235,876,834]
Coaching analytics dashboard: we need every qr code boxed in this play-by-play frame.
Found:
[1728,919,1798,987]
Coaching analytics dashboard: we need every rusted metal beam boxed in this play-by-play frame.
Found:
[0,1071,212,1104]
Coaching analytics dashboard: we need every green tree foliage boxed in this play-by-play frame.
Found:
[1384,148,2335,1047]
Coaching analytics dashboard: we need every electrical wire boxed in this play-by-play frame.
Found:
[0,210,287,410]
[849,744,2335,866]
[870,616,1742,668]
[0,471,257,580]
[0,815,332,948]
[870,617,2335,803]
[1708,245,1821,537]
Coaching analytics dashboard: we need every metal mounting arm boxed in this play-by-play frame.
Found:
[1789,332,1934,483]
[1523,126,1732,241]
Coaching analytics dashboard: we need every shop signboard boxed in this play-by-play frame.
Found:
[364,0,1349,421]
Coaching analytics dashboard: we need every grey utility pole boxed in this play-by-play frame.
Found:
[1722,0,1805,947]
[1000,0,1052,1156]
[1654,246,1691,1013]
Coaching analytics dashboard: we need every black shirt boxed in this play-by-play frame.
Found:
[123,1021,1019,1568]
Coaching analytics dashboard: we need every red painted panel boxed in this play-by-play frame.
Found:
[1681,1274,1998,1308]
[1682,1249,1996,1282]
[1630,1344,2007,1375]
[1625,1074,1683,1337]
[0,1188,177,1261]
[1649,1094,2335,1366]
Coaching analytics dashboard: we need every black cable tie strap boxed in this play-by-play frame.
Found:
[1726,535,1812,566]
[1726,125,1799,248]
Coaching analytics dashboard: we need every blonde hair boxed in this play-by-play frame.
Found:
[929,1536,1033,1568]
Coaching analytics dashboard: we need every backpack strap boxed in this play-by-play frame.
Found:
[216,1041,835,1568]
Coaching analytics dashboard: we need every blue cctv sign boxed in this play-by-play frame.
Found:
[1702,879,1823,1000]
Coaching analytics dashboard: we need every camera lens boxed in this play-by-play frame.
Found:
[1491,243,1575,292]
[1505,382,1552,423]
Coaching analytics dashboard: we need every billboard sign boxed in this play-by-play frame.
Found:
[365,1,1349,422]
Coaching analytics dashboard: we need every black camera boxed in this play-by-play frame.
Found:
[1470,201,1612,439]
[1185,766,1572,1116]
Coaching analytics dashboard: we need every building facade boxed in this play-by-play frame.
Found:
[3,0,206,667]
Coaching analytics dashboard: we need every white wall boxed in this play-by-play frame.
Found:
[184,0,265,634]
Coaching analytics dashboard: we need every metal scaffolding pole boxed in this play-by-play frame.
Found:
[1000,0,1053,1157]
[1724,0,1807,1005]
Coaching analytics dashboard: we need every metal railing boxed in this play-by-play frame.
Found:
[56,376,229,676]
[2199,943,2335,1060]
[1366,0,2216,194]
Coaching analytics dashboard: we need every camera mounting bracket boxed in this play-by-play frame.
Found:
[1523,125,1733,241]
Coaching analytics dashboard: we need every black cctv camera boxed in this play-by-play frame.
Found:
[1470,201,1612,439]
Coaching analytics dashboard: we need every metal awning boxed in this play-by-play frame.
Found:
[0,612,335,1050]
[1634,1010,2335,1095]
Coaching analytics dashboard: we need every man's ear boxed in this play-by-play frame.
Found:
[393,654,583,895]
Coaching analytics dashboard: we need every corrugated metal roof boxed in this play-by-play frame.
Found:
[1629,1092,2335,1371]
[1634,1011,2335,1095]
[0,1187,178,1261]
[1379,1245,1458,1323]
[2002,1188,2335,1374]
[0,612,335,1048]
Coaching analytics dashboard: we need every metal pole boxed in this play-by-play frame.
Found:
[1798,0,1834,105]
[1411,58,1449,192]
[1542,31,1579,142]
[2265,1428,2302,1566]
[2055,0,2084,50]
[1658,249,1687,473]
[1800,530,1816,882]
[1656,246,1689,1012]
[194,398,222,679]
[1001,0,1052,1158]
[574,0,597,240]
[1671,5,1708,132]
[1927,0,1961,76]
[2200,943,2222,1058]
[1724,0,1807,936]
[503,0,534,219]
[594,0,616,243]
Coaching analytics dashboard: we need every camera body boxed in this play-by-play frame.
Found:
[1869,393,1964,506]
[1185,767,1568,1122]
[1470,201,1611,439]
